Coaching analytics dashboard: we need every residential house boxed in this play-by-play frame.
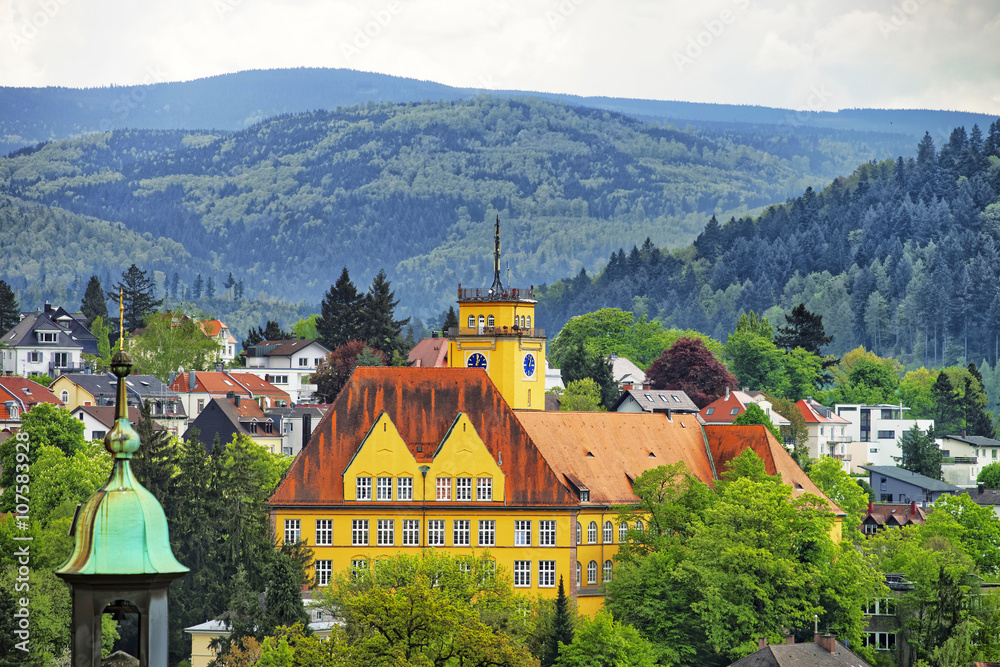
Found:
[243,339,330,403]
[728,633,872,666]
[71,405,162,441]
[860,501,927,535]
[939,434,997,488]
[0,376,63,411]
[52,373,187,435]
[200,319,238,365]
[611,388,700,416]
[545,361,564,392]
[407,336,449,367]
[796,398,853,469]
[967,485,1000,519]
[1,303,95,377]
[169,371,288,420]
[699,388,790,428]
[860,465,961,505]
[185,616,337,667]
[183,393,283,454]
[265,405,327,456]
[834,404,934,468]
[608,354,646,390]
[269,367,843,615]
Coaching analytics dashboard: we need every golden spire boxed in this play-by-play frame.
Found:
[118,287,124,351]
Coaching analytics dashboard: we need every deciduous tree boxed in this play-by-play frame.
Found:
[646,337,737,409]
[554,612,655,667]
[311,340,386,403]
[731,403,782,440]
[559,379,605,412]
[129,312,220,382]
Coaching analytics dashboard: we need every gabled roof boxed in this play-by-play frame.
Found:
[248,339,328,358]
[729,639,871,666]
[2,311,86,349]
[73,405,163,430]
[170,372,253,397]
[0,377,62,408]
[611,388,700,413]
[515,411,718,503]
[966,488,1000,506]
[124,374,180,400]
[943,434,1000,448]
[228,373,290,401]
[608,355,646,385]
[269,367,579,508]
[863,502,926,527]
[859,466,962,493]
[408,337,449,368]
[55,373,118,399]
[700,390,790,426]
[705,424,843,514]
[796,398,851,424]
[200,320,226,337]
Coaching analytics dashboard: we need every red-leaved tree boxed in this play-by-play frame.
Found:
[646,336,737,408]
[311,340,387,402]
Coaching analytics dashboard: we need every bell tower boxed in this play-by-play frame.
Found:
[447,217,546,409]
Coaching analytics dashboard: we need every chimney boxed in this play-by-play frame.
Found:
[226,390,235,399]
[302,412,312,451]
[44,301,52,313]
[168,371,176,385]
[814,634,836,654]
[725,386,730,400]
[758,637,766,649]
[785,635,794,645]
[979,483,985,493]
[189,370,197,392]
[963,429,967,438]
[868,501,874,514]
[234,395,240,408]
[431,331,438,338]
[910,500,917,515]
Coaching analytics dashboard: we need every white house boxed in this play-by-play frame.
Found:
[200,319,238,364]
[608,354,646,390]
[795,398,853,469]
[939,434,999,488]
[834,403,935,468]
[265,405,327,456]
[1,306,91,377]
[72,405,157,441]
[243,339,330,403]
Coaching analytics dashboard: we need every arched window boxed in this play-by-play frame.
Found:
[603,521,613,543]
[619,521,628,542]
[576,561,582,587]
[576,522,582,545]
[635,520,644,534]
[61,390,69,403]
[587,560,598,584]
[487,315,495,328]
[588,521,598,543]
[527,315,531,329]
[468,315,475,328]
[478,315,485,329]
[603,560,613,582]
[521,316,526,328]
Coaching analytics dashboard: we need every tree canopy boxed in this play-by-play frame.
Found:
[646,336,736,409]
[106,264,162,333]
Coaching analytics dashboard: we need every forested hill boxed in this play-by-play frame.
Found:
[2,67,996,173]
[1,94,903,318]
[537,123,1000,370]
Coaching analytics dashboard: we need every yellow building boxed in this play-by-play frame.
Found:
[447,217,545,410]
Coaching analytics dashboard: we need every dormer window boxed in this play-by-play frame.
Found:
[37,332,58,343]
[579,490,590,502]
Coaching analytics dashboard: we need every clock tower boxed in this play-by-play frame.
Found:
[447,217,546,410]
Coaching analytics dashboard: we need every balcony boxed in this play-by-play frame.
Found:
[942,457,977,465]
[457,286,536,302]
[448,326,545,338]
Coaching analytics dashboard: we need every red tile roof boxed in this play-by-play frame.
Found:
[269,367,578,508]
[228,373,290,401]
[0,377,62,408]
[797,398,851,424]
[704,424,843,514]
[863,502,926,527]
[201,320,225,337]
[700,390,789,425]
[170,372,253,397]
[407,338,449,368]
[516,411,717,503]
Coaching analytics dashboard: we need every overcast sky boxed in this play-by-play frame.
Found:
[2,0,998,114]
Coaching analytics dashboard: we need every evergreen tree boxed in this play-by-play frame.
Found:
[192,273,203,300]
[774,303,833,354]
[170,273,180,300]
[106,264,163,333]
[317,267,363,351]
[80,275,107,328]
[932,371,963,436]
[560,340,617,408]
[693,214,722,262]
[899,424,942,480]
[205,276,215,299]
[443,306,459,333]
[0,280,19,333]
[359,269,411,357]
[132,400,177,505]
[262,320,293,341]
[223,272,236,299]
[541,576,574,667]
[963,363,995,437]
[235,278,245,300]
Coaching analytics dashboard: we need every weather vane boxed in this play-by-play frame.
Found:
[118,288,124,351]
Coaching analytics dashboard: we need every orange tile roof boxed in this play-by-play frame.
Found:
[704,424,843,514]
[515,411,718,504]
[863,502,925,527]
[200,320,225,337]
[796,398,851,424]
[269,367,578,508]
[170,372,253,397]
[0,377,62,407]
[228,373,289,401]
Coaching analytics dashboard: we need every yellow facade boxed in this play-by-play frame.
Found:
[448,297,546,410]
[49,376,95,410]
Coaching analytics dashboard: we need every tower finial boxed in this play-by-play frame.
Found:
[118,287,124,351]
[490,215,504,294]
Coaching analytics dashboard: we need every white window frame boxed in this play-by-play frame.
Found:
[427,519,445,546]
[603,560,613,582]
[352,519,369,546]
[576,522,582,545]
[588,521,598,543]
[513,561,531,588]
[377,519,395,546]
[455,477,472,501]
[453,519,471,546]
[576,561,582,587]
[603,521,613,543]
[539,520,556,546]
[619,521,628,542]
[356,476,372,501]
[478,520,496,546]
[284,519,300,544]
[476,477,493,501]
[436,477,452,501]
[538,561,556,588]
[402,519,420,545]
[587,560,598,584]
[376,476,393,501]
[397,477,413,501]
[315,519,332,546]
[315,560,332,586]
[514,520,531,546]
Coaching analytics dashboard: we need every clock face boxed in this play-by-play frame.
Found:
[523,353,536,377]
[467,353,488,369]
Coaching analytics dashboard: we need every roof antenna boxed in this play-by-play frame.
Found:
[489,215,504,295]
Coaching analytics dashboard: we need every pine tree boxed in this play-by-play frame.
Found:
[443,306,459,333]
[0,280,19,333]
[931,372,962,436]
[235,278,245,300]
[774,303,833,354]
[205,277,215,299]
[223,272,236,299]
[541,576,574,667]
[170,273,180,300]
[132,400,177,504]
[80,275,107,328]
[694,214,722,262]
[192,274,203,300]
[262,320,293,342]
[963,363,995,437]
[317,267,364,351]
[900,425,942,480]
[106,264,163,333]
[358,269,410,356]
